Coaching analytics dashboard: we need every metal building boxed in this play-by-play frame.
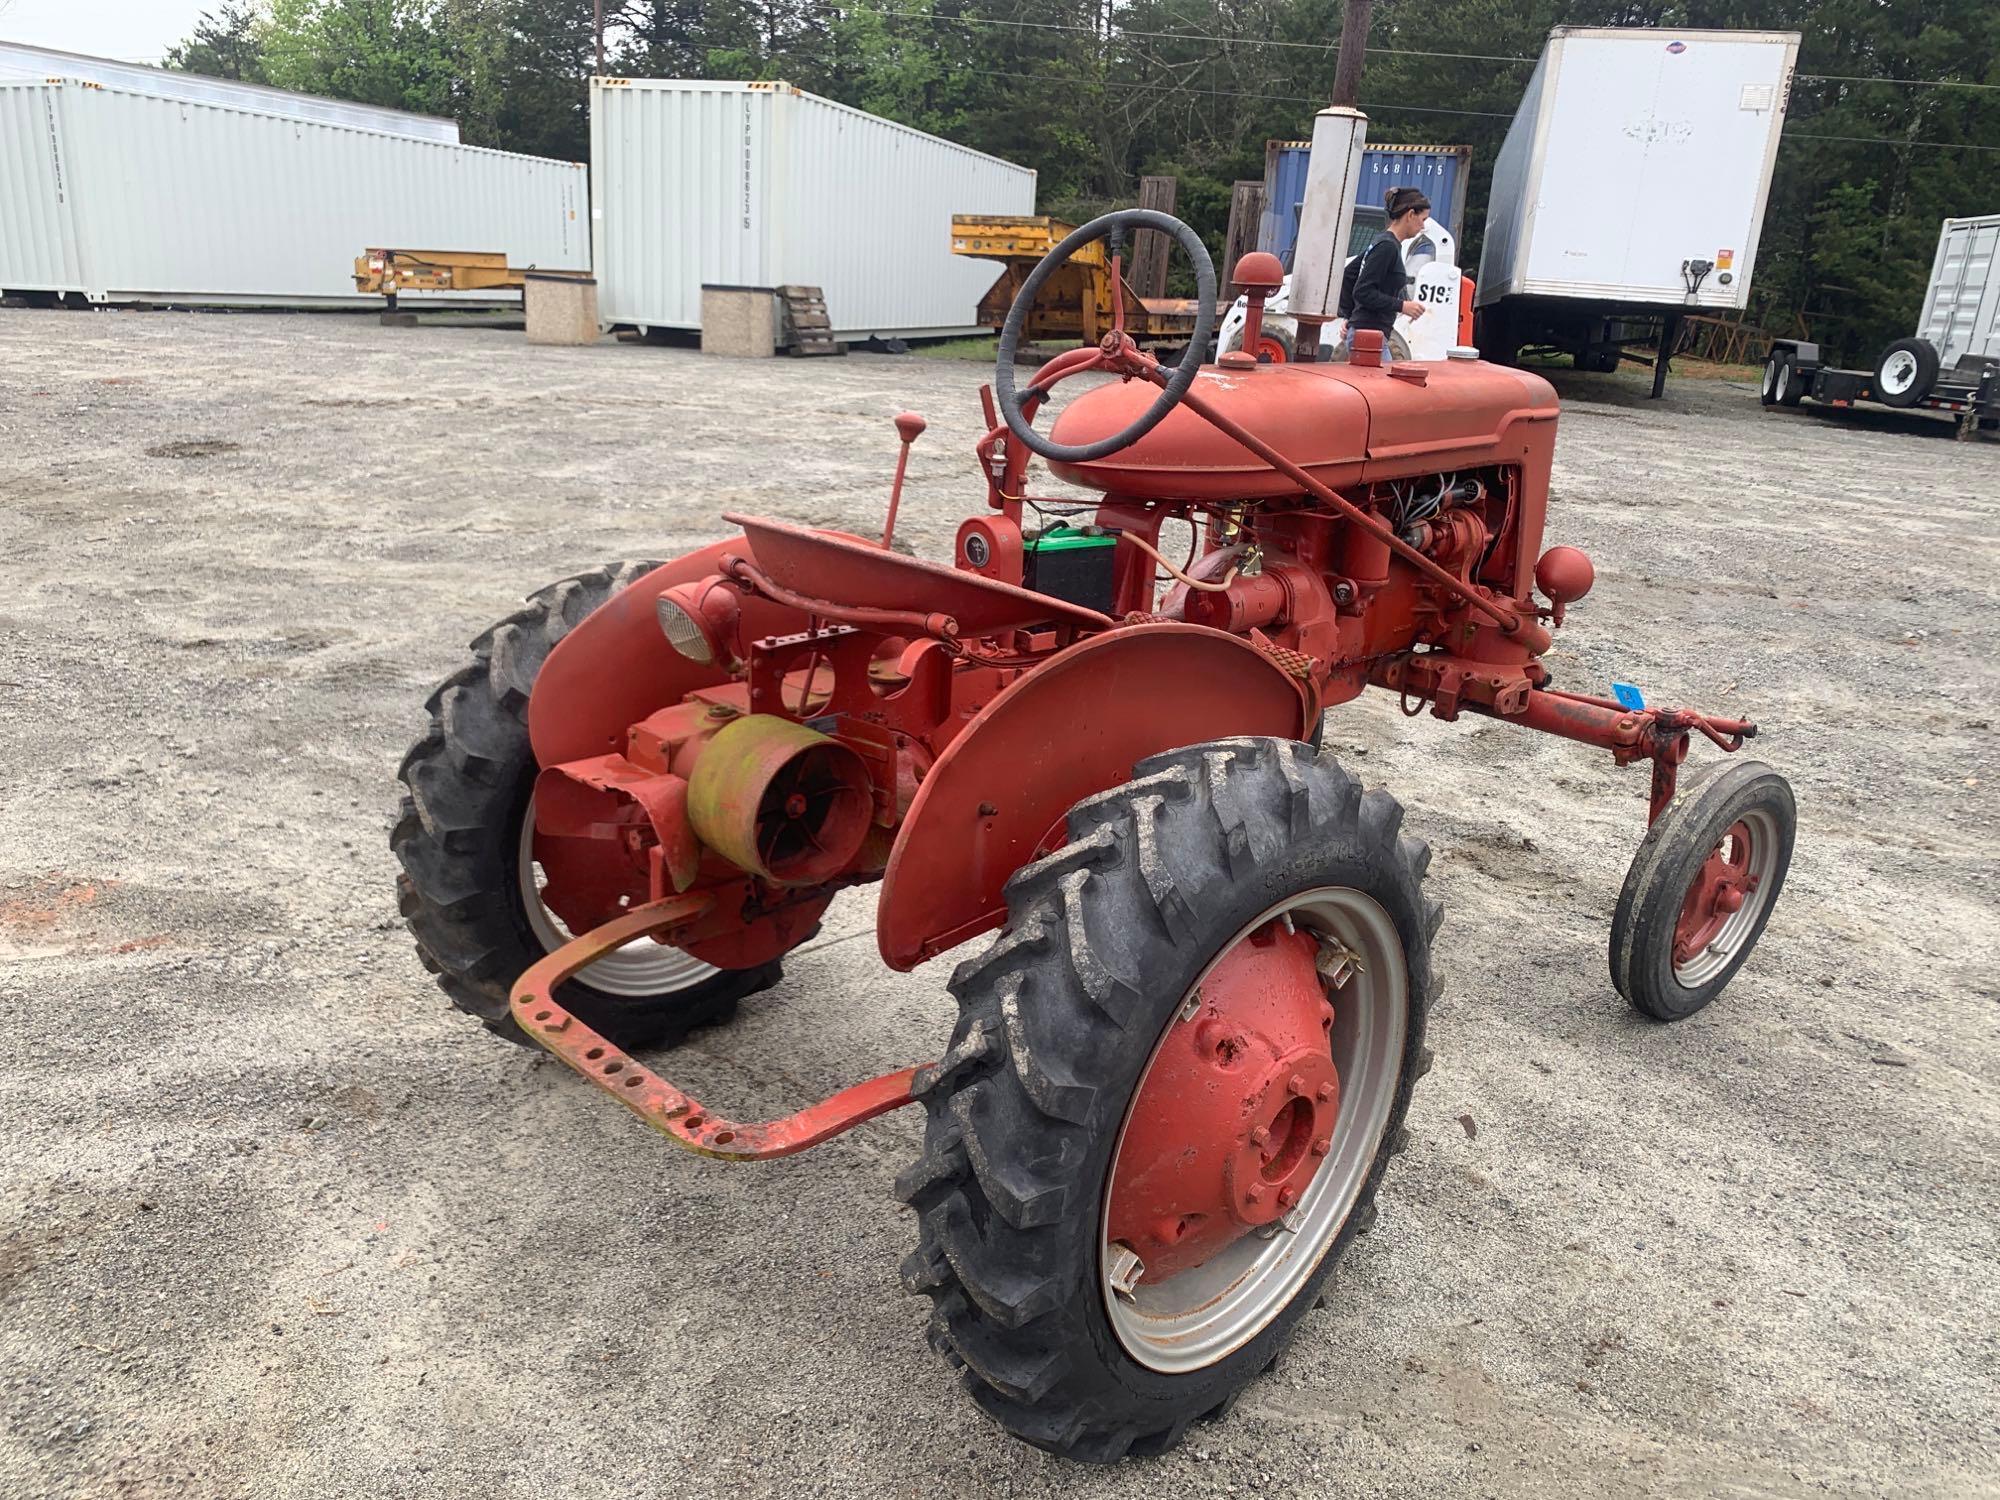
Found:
[0,40,458,141]
[0,77,587,306]
[590,79,1038,341]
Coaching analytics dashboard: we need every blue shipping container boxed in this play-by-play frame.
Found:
[1259,141,1472,268]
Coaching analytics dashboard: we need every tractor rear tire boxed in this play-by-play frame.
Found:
[898,737,1439,1461]
[392,561,784,1050]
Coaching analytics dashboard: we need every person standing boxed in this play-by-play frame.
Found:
[1339,186,1431,360]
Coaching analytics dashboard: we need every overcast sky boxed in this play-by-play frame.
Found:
[0,0,212,65]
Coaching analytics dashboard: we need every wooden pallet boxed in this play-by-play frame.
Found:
[778,285,844,356]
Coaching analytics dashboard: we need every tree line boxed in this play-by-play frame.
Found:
[170,0,1998,362]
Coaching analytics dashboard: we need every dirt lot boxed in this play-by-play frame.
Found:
[1,309,1996,1500]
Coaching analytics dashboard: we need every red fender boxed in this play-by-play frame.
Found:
[876,624,1311,970]
[528,540,822,768]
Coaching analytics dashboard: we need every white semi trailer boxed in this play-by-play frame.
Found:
[1475,26,1801,396]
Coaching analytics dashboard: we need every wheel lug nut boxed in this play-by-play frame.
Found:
[1249,1126,1270,1147]
[1277,1186,1299,1209]
[1311,1136,1331,1157]
[1316,1082,1335,1103]
[1287,1073,1306,1096]
[1246,1183,1266,1204]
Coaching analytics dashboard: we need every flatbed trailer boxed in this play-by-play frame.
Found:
[1760,343,1998,438]
[1763,214,2000,440]
[352,248,589,311]
[951,215,1209,347]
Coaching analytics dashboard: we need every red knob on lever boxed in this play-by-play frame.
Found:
[1226,251,1287,369]
[881,411,926,551]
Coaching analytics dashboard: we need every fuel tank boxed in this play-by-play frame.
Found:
[1047,357,1559,501]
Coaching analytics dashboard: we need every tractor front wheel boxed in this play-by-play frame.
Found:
[1611,759,1795,1021]
[898,738,1439,1460]
[392,561,784,1049]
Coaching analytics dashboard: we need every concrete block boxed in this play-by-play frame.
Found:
[525,274,601,345]
[701,285,778,358]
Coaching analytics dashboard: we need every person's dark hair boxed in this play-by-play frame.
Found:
[1385,187,1431,221]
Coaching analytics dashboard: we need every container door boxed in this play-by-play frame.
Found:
[1916,217,2000,369]
[0,83,87,295]
[1525,35,1792,307]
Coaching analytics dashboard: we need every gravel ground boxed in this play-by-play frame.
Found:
[1,309,1996,1500]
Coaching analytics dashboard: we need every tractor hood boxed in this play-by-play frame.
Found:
[1047,359,1559,501]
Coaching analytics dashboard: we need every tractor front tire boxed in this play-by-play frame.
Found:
[392,561,784,1050]
[898,737,1438,1461]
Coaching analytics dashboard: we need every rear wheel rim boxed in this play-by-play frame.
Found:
[1763,359,1779,398]
[1671,808,1781,987]
[1255,334,1289,364]
[1099,887,1408,1374]
[516,797,718,997]
[1880,349,1918,396]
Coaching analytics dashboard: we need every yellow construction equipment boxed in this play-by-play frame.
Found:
[352,249,588,309]
[950,215,1206,346]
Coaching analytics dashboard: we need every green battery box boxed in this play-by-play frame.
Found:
[1022,525,1118,615]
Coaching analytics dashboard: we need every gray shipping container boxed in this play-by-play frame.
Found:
[0,79,587,307]
[0,40,459,141]
[590,79,1036,340]
[1917,214,2000,371]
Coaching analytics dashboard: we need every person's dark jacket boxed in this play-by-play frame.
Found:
[1342,231,1407,335]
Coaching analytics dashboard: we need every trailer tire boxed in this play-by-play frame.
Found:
[1873,338,1939,409]
[899,737,1437,1461]
[1778,355,1807,406]
[392,561,784,1049]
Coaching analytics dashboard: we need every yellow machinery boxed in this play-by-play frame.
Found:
[352,249,588,309]
[950,215,1205,346]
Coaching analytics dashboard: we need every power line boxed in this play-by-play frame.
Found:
[1800,71,2000,94]
[826,5,2000,94]
[960,65,1515,116]
[1785,129,2000,153]
[963,64,2000,149]
[816,4,1539,64]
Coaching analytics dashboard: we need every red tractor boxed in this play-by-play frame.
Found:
[393,211,1794,1460]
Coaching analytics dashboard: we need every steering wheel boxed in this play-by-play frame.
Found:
[994,209,1217,464]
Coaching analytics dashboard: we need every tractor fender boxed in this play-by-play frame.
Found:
[528,538,817,768]
[876,624,1311,970]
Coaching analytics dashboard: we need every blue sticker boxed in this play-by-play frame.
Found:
[1612,682,1647,711]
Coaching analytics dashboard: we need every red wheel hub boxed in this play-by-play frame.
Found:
[1673,819,1758,967]
[1105,919,1339,1280]
[1254,334,1289,364]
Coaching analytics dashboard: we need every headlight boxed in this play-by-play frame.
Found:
[654,578,739,666]
[656,591,715,664]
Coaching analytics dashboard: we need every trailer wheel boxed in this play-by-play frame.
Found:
[1874,338,1940,409]
[899,738,1437,1461]
[1610,759,1795,1022]
[392,561,783,1049]
[1778,355,1807,406]
[1220,321,1297,363]
[1760,351,1787,407]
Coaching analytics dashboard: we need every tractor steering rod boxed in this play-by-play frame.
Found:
[1147,360,1548,648]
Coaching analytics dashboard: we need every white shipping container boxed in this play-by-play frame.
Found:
[0,41,460,140]
[1477,27,1799,311]
[0,79,587,306]
[591,79,1037,339]
[1916,214,2000,371]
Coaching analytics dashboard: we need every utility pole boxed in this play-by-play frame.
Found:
[594,0,605,75]
[1329,0,1372,107]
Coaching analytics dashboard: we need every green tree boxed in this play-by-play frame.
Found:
[163,3,270,82]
